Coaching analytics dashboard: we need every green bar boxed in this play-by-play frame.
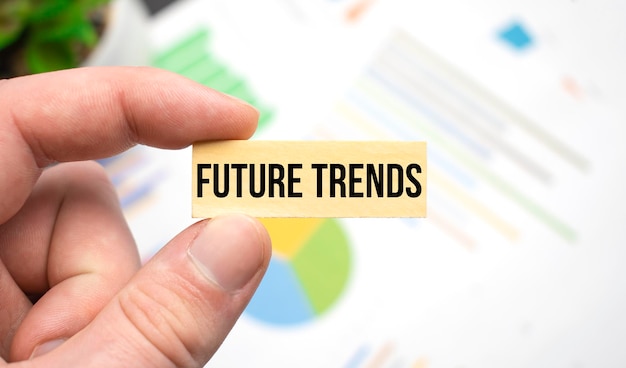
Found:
[203,69,242,93]
[226,82,256,105]
[178,56,225,84]
[359,78,577,242]
[152,28,210,73]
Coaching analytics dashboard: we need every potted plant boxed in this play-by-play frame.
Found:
[0,0,150,78]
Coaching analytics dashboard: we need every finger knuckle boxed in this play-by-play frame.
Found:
[117,275,206,367]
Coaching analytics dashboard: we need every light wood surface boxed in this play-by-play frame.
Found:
[192,141,427,217]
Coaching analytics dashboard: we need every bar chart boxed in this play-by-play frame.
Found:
[317,30,586,249]
[108,1,626,366]
[152,27,275,129]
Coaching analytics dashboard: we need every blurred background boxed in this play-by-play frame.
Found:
[90,0,626,367]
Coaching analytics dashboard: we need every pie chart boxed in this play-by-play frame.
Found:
[245,218,352,325]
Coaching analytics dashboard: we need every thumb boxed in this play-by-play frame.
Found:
[29,214,271,367]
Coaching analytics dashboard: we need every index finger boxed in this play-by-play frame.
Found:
[0,66,259,223]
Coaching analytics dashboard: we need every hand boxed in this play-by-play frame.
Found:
[0,67,271,367]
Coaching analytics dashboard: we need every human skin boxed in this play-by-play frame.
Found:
[0,66,271,367]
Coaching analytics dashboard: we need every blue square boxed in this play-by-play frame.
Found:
[498,21,533,50]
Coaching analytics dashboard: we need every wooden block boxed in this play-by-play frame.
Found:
[192,141,427,218]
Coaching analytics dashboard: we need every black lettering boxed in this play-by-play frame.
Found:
[387,164,403,197]
[214,164,229,198]
[406,163,422,197]
[196,164,211,198]
[330,164,346,198]
[269,163,285,197]
[249,164,266,198]
[288,164,303,198]
[312,164,328,197]
[366,164,384,197]
[349,164,364,197]
[231,164,247,197]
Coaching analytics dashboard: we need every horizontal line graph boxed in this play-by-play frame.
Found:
[384,43,506,132]
[429,208,476,250]
[152,27,274,129]
[370,55,553,183]
[335,94,543,240]
[430,169,519,241]
[355,76,575,241]
[344,344,370,368]
[152,27,208,73]
[368,76,576,240]
[366,68,492,160]
[98,147,165,212]
[344,340,429,368]
[322,30,580,246]
[392,30,589,172]
[364,342,394,368]
[331,100,479,247]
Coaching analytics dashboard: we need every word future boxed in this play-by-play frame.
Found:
[192,141,427,218]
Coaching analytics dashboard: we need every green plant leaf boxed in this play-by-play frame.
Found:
[5,0,111,73]
[29,6,90,43]
[79,0,111,8]
[74,21,98,47]
[27,0,110,22]
[0,20,23,49]
[28,0,72,22]
[0,0,31,49]
[26,0,107,45]
[25,39,75,74]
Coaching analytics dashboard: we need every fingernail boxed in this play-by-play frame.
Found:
[31,338,66,359]
[188,214,266,292]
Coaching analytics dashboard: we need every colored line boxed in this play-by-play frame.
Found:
[393,30,589,171]
[373,55,552,184]
[177,55,226,84]
[345,89,422,139]
[364,342,394,368]
[429,209,476,250]
[428,187,471,225]
[203,69,243,93]
[562,76,583,100]
[367,68,491,160]
[334,100,399,140]
[98,150,145,187]
[356,77,576,242]
[337,98,476,189]
[97,155,124,168]
[228,82,257,105]
[328,104,484,247]
[345,0,375,23]
[152,28,210,73]
[431,168,519,240]
[344,344,370,368]
[120,173,164,209]
[428,149,475,189]
[412,356,429,368]
[108,157,146,187]
[152,28,275,131]
[384,43,505,131]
